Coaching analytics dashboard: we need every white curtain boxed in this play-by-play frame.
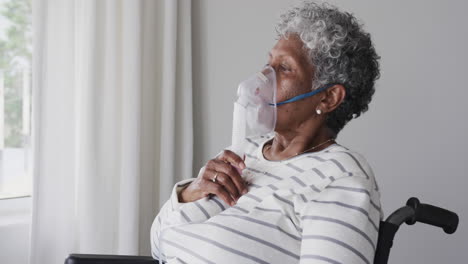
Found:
[30,0,193,263]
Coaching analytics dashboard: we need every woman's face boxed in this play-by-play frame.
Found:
[267,34,319,132]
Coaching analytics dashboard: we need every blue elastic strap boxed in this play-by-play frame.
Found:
[269,83,338,106]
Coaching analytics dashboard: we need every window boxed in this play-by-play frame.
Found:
[0,0,32,200]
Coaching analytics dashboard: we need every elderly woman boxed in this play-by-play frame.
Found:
[151,2,382,263]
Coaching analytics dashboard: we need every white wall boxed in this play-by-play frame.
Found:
[192,0,467,263]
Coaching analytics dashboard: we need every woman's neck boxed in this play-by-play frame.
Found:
[263,126,336,161]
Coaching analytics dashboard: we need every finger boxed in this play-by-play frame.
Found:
[197,165,206,179]
[202,168,240,200]
[208,160,248,195]
[218,149,246,170]
[214,172,240,200]
[203,180,235,206]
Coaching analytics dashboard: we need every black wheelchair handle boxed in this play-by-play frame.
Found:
[405,197,459,234]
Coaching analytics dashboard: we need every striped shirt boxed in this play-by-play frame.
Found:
[151,134,383,264]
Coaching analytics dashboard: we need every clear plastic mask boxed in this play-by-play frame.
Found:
[231,66,277,156]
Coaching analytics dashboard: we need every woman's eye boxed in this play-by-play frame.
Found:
[280,64,291,72]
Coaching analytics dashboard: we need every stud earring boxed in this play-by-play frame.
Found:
[316,109,322,115]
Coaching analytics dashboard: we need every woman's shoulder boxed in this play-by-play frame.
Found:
[324,145,374,178]
[317,145,380,194]
[291,144,376,184]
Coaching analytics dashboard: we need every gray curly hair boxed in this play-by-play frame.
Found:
[276,1,380,135]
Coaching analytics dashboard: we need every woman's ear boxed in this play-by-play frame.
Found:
[320,84,346,113]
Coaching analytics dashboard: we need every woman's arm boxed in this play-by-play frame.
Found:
[150,150,248,259]
[299,174,382,264]
[150,178,194,259]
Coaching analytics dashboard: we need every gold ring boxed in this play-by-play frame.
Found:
[212,172,219,183]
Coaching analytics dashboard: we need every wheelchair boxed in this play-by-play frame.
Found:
[65,197,459,264]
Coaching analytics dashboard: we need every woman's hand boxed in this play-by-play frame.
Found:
[179,150,248,206]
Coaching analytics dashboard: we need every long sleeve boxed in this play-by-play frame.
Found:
[150,178,230,259]
[299,174,382,264]
[150,178,193,259]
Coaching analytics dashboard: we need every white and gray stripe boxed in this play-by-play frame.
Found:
[173,228,270,264]
[302,235,370,264]
[151,136,382,264]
